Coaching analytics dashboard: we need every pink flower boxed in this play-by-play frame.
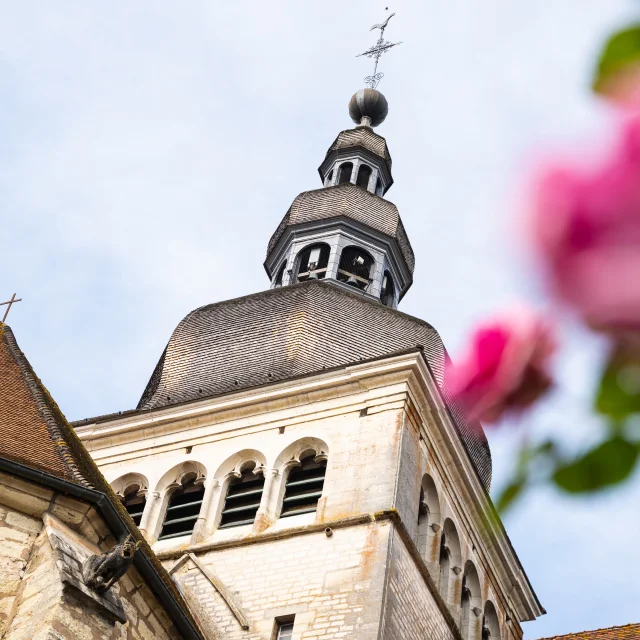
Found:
[447,308,556,425]
[531,113,640,334]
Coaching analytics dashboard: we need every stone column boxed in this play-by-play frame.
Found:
[367,168,378,194]
[191,478,219,544]
[324,235,341,281]
[255,468,279,527]
[350,160,359,184]
[138,491,159,541]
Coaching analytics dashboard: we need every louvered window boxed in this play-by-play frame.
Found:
[276,621,294,640]
[380,270,395,307]
[296,243,330,282]
[281,456,326,518]
[122,491,146,527]
[219,469,265,529]
[337,162,353,184]
[356,164,372,189]
[158,480,205,540]
[274,261,286,287]
[337,246,374,291]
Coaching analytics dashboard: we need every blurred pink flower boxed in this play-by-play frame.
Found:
[447,309,556,425]
[531,113,640,334]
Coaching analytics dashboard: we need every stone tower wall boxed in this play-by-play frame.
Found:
[82,357,536,640]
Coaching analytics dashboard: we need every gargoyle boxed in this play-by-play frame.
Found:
[82,534,140,593]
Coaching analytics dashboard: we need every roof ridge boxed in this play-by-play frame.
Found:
[0,324,92,488]
[537,623,640,640]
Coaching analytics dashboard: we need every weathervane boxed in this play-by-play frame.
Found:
[1,293,22,323]
[356,11,402,89]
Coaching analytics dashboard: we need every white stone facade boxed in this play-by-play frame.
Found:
[77,352,543,640]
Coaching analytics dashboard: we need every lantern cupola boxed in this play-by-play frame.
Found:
[264,89,414,309]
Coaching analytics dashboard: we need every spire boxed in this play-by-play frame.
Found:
[263,14,413,307]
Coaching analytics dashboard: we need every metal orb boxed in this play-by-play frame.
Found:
[348,88,389,128]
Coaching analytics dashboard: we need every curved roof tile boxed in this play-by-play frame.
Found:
[328,128,392,166]
[267,183,415,273]
[138,281,492,489]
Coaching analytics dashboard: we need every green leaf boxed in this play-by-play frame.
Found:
[596,346,640,419]
[553,437,638,493]
[495,479,526,514]
[593,24,640,94]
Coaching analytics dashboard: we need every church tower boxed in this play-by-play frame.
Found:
[74,19,544,640]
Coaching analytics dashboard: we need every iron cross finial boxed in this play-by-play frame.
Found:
[1,293,22,324]
[356,10,402,89]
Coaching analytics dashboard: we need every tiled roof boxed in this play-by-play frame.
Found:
[327,127,392,167]
[0,324,96,486]
[0,323,205,639]
[266,183,415,274]
[540,624,640,640]
[137,280,492,489]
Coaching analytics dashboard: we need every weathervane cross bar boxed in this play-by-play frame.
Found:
[1,293,22,323]
[355,12,402,89]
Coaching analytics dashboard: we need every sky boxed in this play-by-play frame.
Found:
[1,2,639,637]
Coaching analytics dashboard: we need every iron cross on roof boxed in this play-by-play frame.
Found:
[1,293,22,323]
[356,11,402,89]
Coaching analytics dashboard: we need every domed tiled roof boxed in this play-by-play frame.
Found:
[267,183,414,273]
[327,127,392,167]
[137,280,492,489]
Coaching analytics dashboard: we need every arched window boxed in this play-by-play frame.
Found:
[122,487,146,527]
[439,519,462,605]
[356,164,372,189]
[417,486,430,555]
[281,454,327,518]
[483,602,501,640]
[158,478,205,541]
[219,463,265,529]
[112,473,149,528]
[380,271,395,307]
[296,243,330,282]
[461,574,471,637]
[326,169,334,186]
[337,246,374,290]
[417,475,441,575]
[460,561,482,640]
[439,532,450,596]
[375,176,382,195]
[337,162,353,185]
[274,261,287,288]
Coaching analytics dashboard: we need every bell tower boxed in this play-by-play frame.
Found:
[264,88,414,309]
[75,13,544,640]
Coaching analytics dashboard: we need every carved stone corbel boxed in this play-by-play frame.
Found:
[82,534,140,594]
